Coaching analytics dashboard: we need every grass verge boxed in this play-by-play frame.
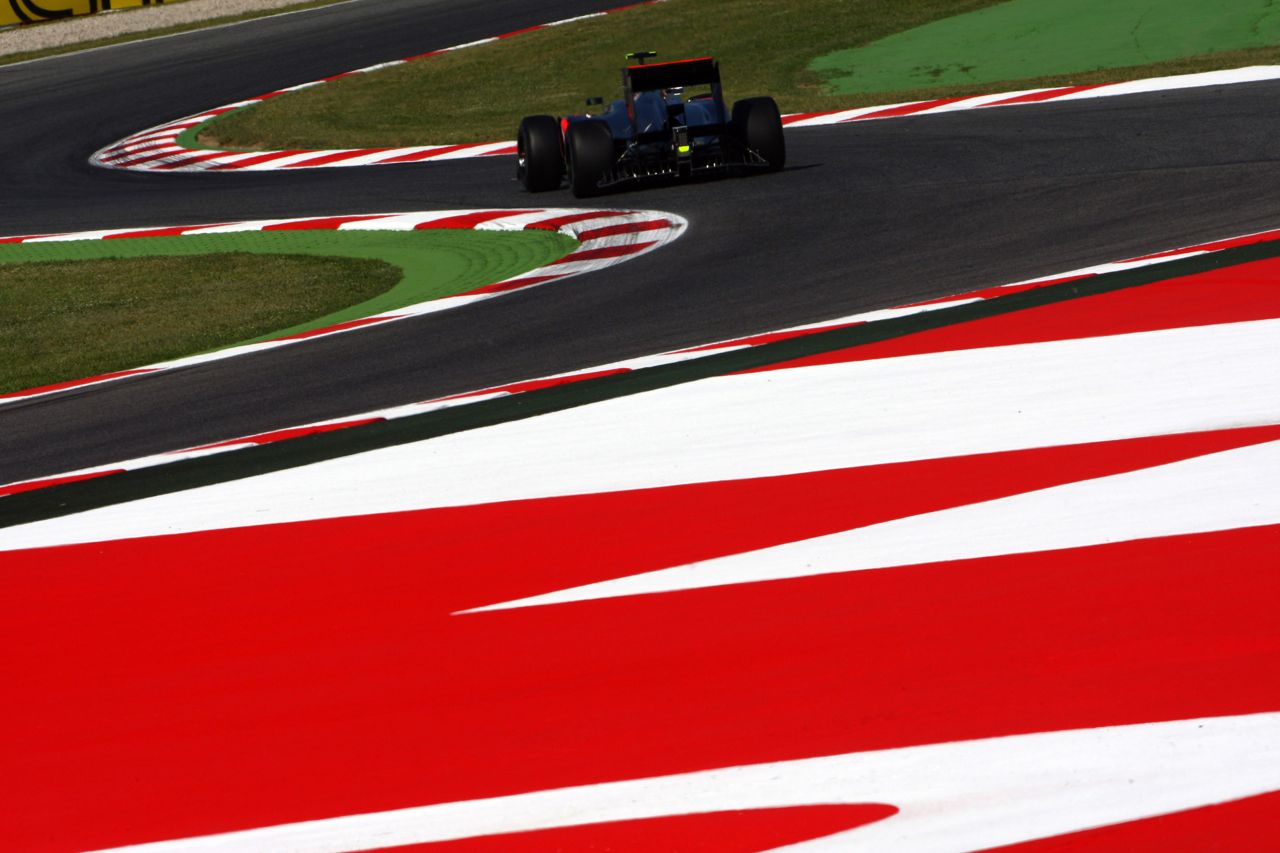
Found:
[0,253,396,394]
[198,0,1280,150]
[0,0,352,67]
[0,228,577,395]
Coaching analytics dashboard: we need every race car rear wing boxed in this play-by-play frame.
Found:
[624,57,720,93]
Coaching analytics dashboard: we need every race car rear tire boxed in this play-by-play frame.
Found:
[517,115,563,192]
[568,120,614,198]
[732,97,786,172]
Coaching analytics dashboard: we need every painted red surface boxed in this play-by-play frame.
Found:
[389,805,897,852]
[746,254,1280,373]
[6,426,1280,850]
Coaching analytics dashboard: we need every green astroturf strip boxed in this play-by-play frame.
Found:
[175,123,212,151]
[7,235,1280,530]
[811,0,1280,94]
[0,229,578,348]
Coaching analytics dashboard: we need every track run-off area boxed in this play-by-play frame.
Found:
[2,0,1279,850]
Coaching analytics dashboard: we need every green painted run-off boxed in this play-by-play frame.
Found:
[0,228,577,348]
[811,0,1280,94]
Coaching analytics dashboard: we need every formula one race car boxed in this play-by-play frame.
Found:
[516,52,785,198]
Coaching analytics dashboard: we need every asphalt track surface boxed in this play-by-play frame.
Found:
[3,0,1280,485]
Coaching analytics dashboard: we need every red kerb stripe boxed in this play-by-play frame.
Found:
[104,224,233,239]
[984,84,1107,106]
[551,241,657,263]
[781,111,834,125]
[283,148,394,168]
[525,211,622,232]
[415,210,525,230]
[0,368,155,398]
[377,144,480,164]
[111,148,186,168]
[848,97,973,121]
[0,233,65,243]
[210,150,309,170]
[103,139,177,159]
[263,215,390,231]
[464,274,565,295]
[272,316,395,341]
[152,150,237,171]
[575,219,670,241]
[498,24,545,38]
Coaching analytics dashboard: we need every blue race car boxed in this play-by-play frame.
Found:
[517,52,785,198]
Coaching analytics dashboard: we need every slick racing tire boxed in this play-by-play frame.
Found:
[732,96,786,172]
[517,115,563,192]
[567,120,614,198]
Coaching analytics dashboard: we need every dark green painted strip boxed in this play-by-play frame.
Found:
[4,236,1276,531]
